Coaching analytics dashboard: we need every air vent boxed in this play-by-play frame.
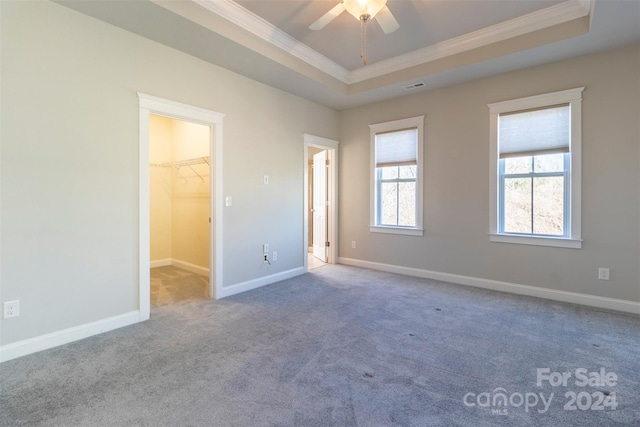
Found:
[402,82,426,90]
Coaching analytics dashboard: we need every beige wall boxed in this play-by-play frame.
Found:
[339,44,640,303]
[149,115,173,261]
[0,1,338,346]
[169,118,210,269]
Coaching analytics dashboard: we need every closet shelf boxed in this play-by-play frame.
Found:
[151,156,209,183]
[150,156,209,168]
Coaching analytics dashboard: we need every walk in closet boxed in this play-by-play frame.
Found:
[149,115,211,305]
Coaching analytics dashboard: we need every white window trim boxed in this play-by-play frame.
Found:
[488,87,584,249]
[369,116,424,236]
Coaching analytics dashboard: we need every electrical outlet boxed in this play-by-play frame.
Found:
[598,268,610,281]
[273,251,278,261]
[263,254,268,263]
[263,244,269,254]
[351,240,356,249]
[4,300,19,319]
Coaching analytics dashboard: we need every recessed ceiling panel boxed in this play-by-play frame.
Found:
[235,0,565,70]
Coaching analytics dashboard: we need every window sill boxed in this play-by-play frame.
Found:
[370,226,424,236]
[489,233,582,249]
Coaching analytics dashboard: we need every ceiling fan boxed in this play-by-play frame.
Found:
[309,0,400,65]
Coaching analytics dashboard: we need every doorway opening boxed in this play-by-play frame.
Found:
[138,94,224,321]
[308,146,328,269]
[149,115,210,307]
[304,134,339,271]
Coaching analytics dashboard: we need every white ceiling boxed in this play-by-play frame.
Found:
[58,0,640,110]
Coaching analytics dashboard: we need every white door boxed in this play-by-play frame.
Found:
[312,151,328,262]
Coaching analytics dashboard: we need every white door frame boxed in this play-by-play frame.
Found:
[303,134,339,270]
[138,93,224,320]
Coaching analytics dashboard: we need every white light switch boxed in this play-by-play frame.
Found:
[225,196,232,207]
[264,175,269,184]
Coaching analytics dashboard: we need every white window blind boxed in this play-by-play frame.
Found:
[375,128,417,167]
[499,104,570,158]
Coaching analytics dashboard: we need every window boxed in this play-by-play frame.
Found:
[488,88,584,248]
[370,116,424,236]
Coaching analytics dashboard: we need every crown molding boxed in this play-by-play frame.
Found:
[193,0,350,82]
[347,0,594,83]
[192,0,594,86]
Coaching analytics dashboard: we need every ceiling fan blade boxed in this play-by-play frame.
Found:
[309,2,346,31]
[376,6,399,34]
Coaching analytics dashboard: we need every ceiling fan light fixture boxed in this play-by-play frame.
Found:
[343,0,387,20]
[309,0,397,66]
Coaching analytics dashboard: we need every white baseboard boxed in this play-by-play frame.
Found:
[0,266,296,363]
[0,311,142,363]
[150,258,209,276]
[171,259,209,276]
[6,260,634,364]
[217,267,305,298]
[338,257,640,315]
[150,258,171,268]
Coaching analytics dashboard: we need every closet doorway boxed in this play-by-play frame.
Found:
[138,94,224,321]
[149,115,210,307]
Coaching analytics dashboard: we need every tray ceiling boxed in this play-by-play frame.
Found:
[56,0,640,109]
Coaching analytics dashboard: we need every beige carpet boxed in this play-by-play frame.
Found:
[150,265,209,307]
